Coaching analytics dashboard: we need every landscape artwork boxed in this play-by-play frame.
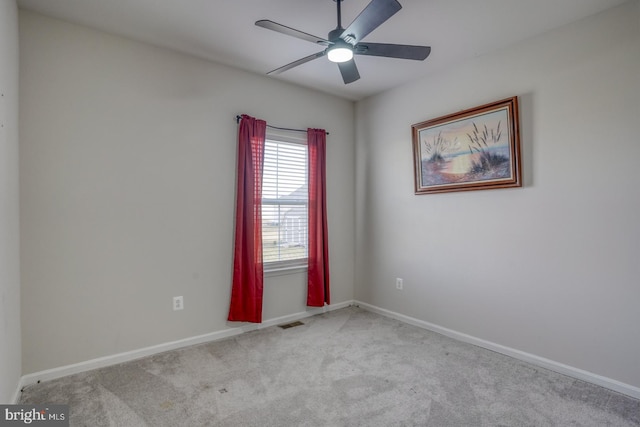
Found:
[412,97,522,194]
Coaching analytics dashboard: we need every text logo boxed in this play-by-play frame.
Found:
[0,405,68,427]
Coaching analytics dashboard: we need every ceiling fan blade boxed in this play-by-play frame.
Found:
[341,0,402,44]
[267,51,327,75]
[256,20,330,45]
[355,43,431,60]
[337,59,360,84]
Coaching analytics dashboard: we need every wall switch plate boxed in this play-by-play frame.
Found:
[173,296,184,310]
[396,278,403,290]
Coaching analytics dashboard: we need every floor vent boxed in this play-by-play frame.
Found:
[278,321,304,329]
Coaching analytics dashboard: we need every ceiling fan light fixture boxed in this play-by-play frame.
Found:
[327,44,353,63]
[256,0,430,84]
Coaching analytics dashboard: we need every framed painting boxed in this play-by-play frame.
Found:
[412,96,522,194]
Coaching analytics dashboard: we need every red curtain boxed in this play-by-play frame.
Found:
[228,115,266,323]
[307,128,330,306]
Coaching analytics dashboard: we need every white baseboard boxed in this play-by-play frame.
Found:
[19,299,637,401]
[354,301,640,400]
[17,300,354,400]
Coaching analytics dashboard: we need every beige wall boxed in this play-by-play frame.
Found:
[0,0,21,404]
[19,10,355,374]
[355,0,640,389]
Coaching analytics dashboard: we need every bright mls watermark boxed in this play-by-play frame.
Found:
[0,405,68,426]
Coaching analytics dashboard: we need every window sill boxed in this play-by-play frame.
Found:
[264,264,307,277]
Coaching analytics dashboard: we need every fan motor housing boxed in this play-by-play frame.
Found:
[328,28,345,43]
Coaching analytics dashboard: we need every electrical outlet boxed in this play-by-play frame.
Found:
[173,296,184,311]
[396,278,403,290]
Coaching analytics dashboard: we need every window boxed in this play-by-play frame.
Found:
[262,136,308,269]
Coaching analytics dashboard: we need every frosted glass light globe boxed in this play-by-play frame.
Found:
[327,47,353,63]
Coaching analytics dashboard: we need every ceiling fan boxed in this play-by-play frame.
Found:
[256,0,431,84]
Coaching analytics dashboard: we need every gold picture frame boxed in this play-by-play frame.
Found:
[412,96,522,194]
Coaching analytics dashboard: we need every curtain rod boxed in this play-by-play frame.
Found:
[235,115,329,135]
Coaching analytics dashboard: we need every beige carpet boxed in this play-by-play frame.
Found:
[20,306,640,426]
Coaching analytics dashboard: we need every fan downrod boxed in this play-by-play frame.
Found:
[333,0,344,30]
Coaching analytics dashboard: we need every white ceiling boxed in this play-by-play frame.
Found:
[16,0,627,101]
